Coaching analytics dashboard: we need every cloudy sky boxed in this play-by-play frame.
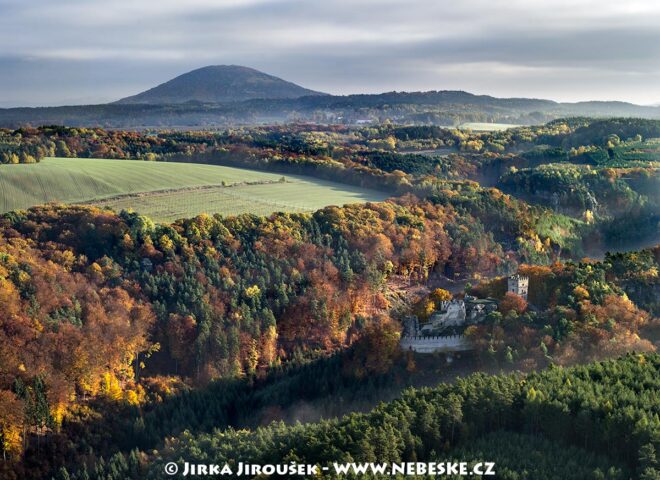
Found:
[1,0,659,106]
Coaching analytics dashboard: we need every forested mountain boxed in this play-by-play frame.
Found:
[115,66,326,105]
[0,204,657,479]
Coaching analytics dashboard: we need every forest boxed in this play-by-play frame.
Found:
[49,354,660,479]
[466,249,658,367]
[0,204,657,479]
[1,119,657,252]
[0,117,658,479]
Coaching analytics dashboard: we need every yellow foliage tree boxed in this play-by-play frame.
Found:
[245,285,261,298]
[415,298,436,320]
[573,285,590,301]
[429,288,452,305]
[583,210,595,224]
[260,325,278,366]
[100,372,123,401]
[0,391,24,460]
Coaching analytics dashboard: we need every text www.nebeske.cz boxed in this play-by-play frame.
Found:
[165,461,496,476]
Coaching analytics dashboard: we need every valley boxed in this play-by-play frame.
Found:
[0,99,658,480]
[2,0,660,476]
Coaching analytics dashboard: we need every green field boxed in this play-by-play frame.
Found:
[0,157,388,221]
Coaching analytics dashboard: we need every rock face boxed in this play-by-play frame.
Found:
[115,65,326,104]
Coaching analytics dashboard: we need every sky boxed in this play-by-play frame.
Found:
[1,0,659,107]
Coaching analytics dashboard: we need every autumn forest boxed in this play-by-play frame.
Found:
[0,116,658,480]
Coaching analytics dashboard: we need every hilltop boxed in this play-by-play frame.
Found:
[114,65,326,104]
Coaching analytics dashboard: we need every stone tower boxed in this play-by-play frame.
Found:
[507,274,529,300]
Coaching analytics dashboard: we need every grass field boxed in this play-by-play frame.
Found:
[0,157,388,221]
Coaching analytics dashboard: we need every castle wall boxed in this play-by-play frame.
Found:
[400,334,472,353]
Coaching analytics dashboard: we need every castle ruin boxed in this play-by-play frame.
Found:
[401,275,529,353]
[507,274,529,300]
[401,295,497,353]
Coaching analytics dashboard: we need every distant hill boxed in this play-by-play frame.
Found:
[1,71,660,128]
[114,65,326,105]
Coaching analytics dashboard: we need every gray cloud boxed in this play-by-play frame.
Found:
[0,0,658,106]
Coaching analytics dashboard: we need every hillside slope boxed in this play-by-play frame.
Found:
[0,157,386,221]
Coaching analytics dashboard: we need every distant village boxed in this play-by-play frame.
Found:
[400,275,529,354]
